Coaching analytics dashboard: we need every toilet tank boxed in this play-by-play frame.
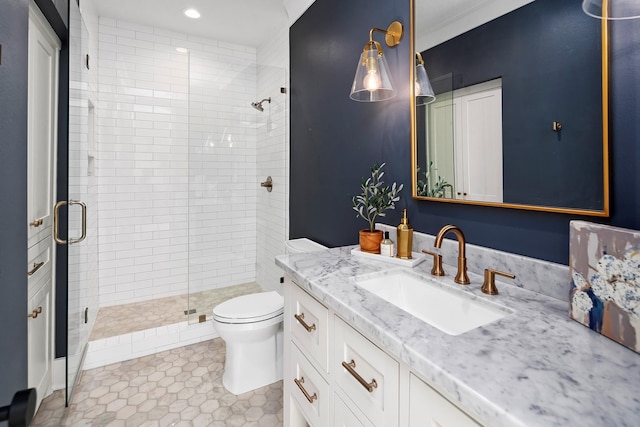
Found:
[284,238,327,254]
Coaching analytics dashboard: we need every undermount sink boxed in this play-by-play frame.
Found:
[355,270,513,335]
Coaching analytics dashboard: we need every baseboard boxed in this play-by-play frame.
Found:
[51,357,66,391]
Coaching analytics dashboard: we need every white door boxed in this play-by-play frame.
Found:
[27,2,60,411]
[458,87,503,203]
[452,79,503,203]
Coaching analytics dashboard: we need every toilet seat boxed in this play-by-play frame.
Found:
[213,291,284,324]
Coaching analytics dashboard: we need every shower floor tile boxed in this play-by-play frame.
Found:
[32,338,283,426]
[90,283,262,341]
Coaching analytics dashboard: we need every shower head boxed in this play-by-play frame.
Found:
[251,97,271,112]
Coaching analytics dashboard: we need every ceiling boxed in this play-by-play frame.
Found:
[92,0,288,47]
[91,0,534,50]
[416,0,535,50]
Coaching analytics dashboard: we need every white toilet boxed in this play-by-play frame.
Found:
[212,291,284,395]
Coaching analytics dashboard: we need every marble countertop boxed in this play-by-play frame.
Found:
[276,246,640,427]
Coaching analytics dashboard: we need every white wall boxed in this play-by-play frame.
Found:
[96,18,259,306]
[256,28,288,293]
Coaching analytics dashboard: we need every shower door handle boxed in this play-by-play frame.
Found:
[69,200,87,244]
[53,200,87,245]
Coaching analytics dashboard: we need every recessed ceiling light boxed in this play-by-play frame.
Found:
[183,8,201,19]
[176,47,189,53]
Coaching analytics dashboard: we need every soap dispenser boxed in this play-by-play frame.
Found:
[396,209,413,259]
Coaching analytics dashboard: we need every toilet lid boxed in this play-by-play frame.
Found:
[213,291,284,322]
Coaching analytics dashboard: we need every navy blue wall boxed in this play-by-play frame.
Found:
[290,0,640,266]
[290,0,411,248]
[0,0,30,411]
[423,0,603,209]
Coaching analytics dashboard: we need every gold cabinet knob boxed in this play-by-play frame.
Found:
[28,307,43,319]
[30,218,44,227]
[482,269,515,295]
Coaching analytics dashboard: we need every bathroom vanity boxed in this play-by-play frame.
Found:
[276,231,640,427]
[283,276,481,426]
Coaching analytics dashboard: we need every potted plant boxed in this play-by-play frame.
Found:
[352,163,403,253]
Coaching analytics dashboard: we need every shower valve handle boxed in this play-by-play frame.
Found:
[261,176,273,192]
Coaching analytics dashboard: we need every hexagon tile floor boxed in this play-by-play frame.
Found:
[31,339,283,426]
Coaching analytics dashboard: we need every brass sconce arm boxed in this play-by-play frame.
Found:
[369,21,404,47]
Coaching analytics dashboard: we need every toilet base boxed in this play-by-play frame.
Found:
[221,325,283,395]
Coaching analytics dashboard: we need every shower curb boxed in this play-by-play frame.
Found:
[83,319,218,370]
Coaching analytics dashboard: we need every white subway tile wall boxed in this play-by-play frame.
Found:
[97,18,262,306]
[256,30,288,293]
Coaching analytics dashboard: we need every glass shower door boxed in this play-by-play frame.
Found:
[65,1,99,403]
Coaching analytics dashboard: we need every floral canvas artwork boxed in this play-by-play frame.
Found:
[569,221,640,353]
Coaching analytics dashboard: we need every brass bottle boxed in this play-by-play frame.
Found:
[396,209,413,259]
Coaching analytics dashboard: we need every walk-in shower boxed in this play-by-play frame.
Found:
[251,97,271,111]
[63,0,289,393]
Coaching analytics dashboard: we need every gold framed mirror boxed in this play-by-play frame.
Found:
[410,0,609,216]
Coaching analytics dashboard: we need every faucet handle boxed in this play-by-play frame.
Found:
[482,269,516,295]
[422,250,445,276]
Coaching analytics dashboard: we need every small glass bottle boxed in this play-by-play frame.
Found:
[380,231,394,257]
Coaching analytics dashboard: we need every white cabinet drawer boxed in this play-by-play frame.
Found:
[334,393,374,427]
[409,374,481,427]
[27,237,52,299]
[290,342,330,427]
[290,283,329,373]
[28,276,52,396]
[333,316,399,427]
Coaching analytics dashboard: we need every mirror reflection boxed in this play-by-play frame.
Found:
[412,0,609,215]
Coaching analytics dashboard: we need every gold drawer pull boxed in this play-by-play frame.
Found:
[342,360,377,393]
[27,261,45,276]
[294,313,316,333]
[30,218,44,227]
[294,377,317,404]
[28,307,42,319]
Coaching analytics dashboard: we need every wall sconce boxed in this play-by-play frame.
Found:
[582,0,640,19]
[349,21,404,102]
[415,52,435,106]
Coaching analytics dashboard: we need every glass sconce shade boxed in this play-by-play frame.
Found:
[350,41,396,102]
[415,52,435,106]
[349,22,403,102]
[582,0,640,19]
[415,63,435,105]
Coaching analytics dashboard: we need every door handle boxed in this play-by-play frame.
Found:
[53,200,66,244]
[69,200,87,244]
[53,200,87,244]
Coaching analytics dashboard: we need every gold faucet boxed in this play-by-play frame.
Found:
[434,225,470,285]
